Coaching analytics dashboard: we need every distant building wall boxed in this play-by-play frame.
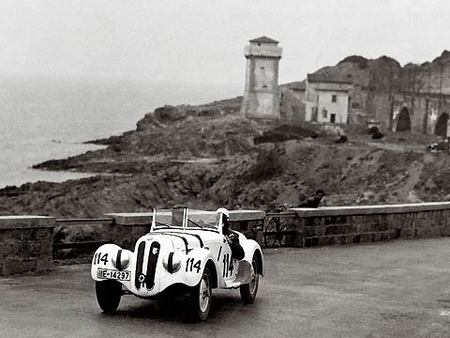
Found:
[280,86,306,121]
[391,92,450,135]
[317,90,349,124]
[304,77,351,124]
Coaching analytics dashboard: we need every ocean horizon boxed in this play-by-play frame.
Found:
[0,74,241,188]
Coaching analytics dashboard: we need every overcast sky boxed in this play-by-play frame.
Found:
[1,0,449,86]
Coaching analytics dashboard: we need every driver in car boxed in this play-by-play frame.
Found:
[218,208,245,260]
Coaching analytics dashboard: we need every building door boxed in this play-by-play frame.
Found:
[330,114,336,123]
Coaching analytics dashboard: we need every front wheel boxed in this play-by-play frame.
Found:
[240,255,259,304]
[95,280,122,314]
[188,266,212,321]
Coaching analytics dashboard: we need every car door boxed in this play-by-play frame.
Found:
[217,236,239,283]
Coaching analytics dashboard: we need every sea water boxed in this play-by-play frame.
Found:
[0,74,241,188]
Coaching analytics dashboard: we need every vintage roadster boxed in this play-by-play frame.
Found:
[91,207,264,321]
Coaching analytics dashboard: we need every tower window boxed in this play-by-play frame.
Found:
[262,85,268,89]
[260,66,265,70]
[332,95,337,103]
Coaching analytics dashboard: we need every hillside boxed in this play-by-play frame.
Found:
[0,95,448,218]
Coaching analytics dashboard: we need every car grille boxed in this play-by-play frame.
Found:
[135,241,161,290]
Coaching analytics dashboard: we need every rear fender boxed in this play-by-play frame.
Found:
[240,239,264,276]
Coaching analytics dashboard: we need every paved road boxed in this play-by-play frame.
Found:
[2,238,450,338]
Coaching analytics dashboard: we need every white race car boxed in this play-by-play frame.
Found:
[91,206,264,321]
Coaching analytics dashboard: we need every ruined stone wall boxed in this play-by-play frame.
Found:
[392,93,450,134]
[280,87,306,121]
[285,203,450,248]
[0,216,54,276]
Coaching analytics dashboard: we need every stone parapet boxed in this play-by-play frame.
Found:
[283,202,450,248]
[244,45,282,59]
[0,216,55,276]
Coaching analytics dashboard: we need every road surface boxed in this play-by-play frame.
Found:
[1,238,450,337]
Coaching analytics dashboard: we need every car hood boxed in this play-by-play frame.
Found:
[137,229,222,252]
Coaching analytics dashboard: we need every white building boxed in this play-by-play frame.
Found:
[304,74,352,124]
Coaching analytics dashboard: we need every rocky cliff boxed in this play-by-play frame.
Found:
[1,52,450,218]
[0,96,448,218]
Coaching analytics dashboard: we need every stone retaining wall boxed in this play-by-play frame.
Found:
[288,202,450,247]
[0,216,55,276]
[3,203,450,277]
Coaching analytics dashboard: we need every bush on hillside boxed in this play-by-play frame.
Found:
[246,149,284,181]
[254,124,318,144]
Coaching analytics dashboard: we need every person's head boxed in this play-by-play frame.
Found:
[315,189,325,199]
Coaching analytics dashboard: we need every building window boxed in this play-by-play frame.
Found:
[260,66,265,70]
[311,107,318,122]
[332,95,337,103]
[322,108,328,118]
[262,85,268,89]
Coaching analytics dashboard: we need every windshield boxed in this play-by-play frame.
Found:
[152,208,219,231]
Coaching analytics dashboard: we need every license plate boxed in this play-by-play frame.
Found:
[97,268,130,281]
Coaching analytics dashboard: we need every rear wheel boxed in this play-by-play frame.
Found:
[240,255,259,304]
[95,280,122,313]
[188,266,212,321]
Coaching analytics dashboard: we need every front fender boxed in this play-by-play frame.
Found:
[180,248,219,287]
[91,244,133,281]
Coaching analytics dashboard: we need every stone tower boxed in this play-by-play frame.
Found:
[240,36,282,119]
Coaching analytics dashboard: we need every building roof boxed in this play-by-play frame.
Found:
[249,36,279,44]
[307,73,353,85]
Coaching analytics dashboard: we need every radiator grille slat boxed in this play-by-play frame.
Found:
[144,242,160,290]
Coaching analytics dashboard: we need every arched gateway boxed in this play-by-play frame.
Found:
[435,113,449,138]
[396,107,411,132]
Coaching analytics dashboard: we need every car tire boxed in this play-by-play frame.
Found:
[239,255,259,304]
[95,280,122,314]
[188,266,212,321]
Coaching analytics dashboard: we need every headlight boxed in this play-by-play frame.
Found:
[112,249,131,270]
[163,251,182,273]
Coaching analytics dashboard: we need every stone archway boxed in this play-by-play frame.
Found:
[396,107,411,132]
[435,113,449,138]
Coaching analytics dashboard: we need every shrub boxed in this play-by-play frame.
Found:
[247,149,283,181]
